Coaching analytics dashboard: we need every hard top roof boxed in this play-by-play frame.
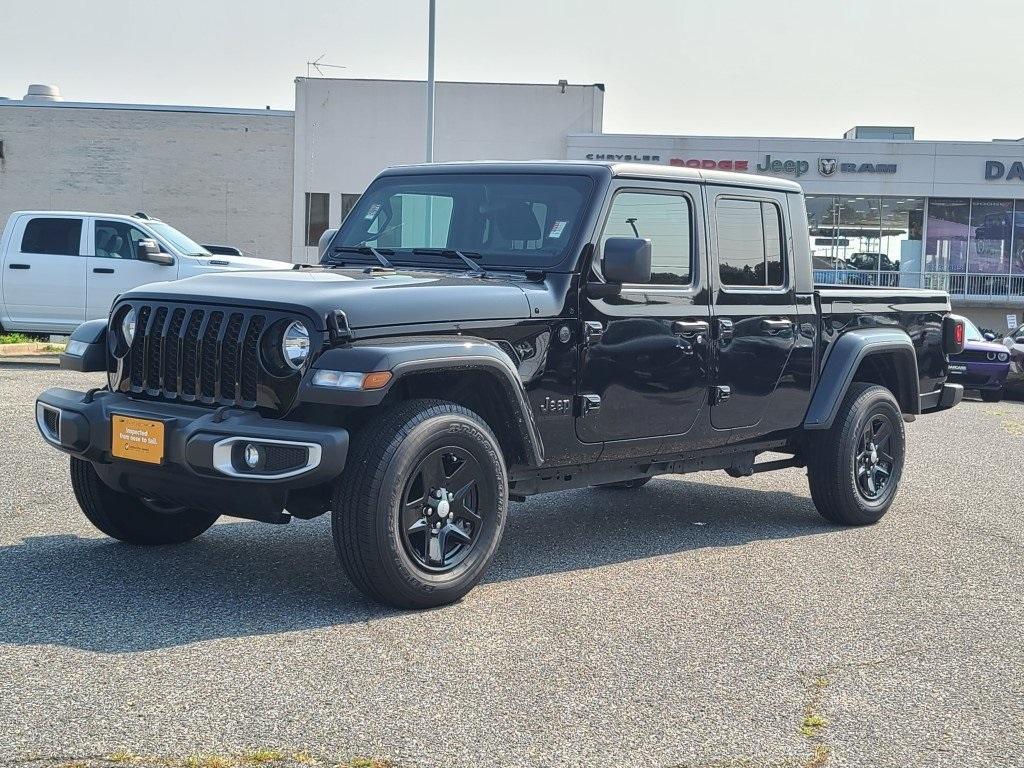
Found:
[378,159,802,193]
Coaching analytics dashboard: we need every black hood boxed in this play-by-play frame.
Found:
[123,268,534,330]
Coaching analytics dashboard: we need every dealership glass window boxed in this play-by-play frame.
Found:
[20,217,82,256]
[601,191,691,285]
[1012,201,1024,274]
[879,198,924,275]
[716,198,784,287]
[968,199,1013,274]
[925,198,970,273]
[304,192,330,247]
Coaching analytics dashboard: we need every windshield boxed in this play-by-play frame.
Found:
[963,318,984,342]
[147,221,211,257]
[328,173,594,269]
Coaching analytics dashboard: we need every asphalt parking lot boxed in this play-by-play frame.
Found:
[1,365,1022,768]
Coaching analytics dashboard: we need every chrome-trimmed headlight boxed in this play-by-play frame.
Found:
[999,352,1010,362]
[121,308,137,347]
[281,321,310,370]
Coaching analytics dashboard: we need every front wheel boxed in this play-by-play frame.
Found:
[332,399,508,609]
[806,383,906,526]
[981,389,1003,403]
[70,458,220,544]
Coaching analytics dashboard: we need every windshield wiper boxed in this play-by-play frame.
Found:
[331,245,394,269]
[411,248,485,274]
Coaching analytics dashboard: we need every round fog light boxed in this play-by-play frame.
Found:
[243,443,262,469]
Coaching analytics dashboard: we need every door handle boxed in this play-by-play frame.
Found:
[93,267,115,274]
[762,318,793,333]
[8,263,29,270]
[716,318,734,342]
[672,320,710,337]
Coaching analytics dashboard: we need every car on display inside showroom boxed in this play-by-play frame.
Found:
[0,211,287,335]
[945,317,1010,401]
[35,161,965,608]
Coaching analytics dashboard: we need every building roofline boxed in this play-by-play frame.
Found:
[0,99,292,117]
[570,131,1021,147]
[294,76,604,90]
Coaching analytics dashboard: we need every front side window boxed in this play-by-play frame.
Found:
[601,191,692,285]
[21,217,82,256]
[716,198,785,287]
[329,173,594,269]
[95,220,150,259]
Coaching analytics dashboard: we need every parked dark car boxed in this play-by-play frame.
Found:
[946,318,1010,401]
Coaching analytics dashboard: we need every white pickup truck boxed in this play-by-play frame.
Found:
[0,211,288,334]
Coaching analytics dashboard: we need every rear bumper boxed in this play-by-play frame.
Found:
[920,382,964,413]
[35,388,348,517]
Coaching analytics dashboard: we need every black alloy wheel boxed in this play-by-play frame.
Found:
[400,446,486,572]
[854,413,895,501]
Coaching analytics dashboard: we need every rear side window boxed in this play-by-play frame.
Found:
[716,198,785,287]
[21,218,82,256]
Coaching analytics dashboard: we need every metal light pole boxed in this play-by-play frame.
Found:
[426,0,436,163]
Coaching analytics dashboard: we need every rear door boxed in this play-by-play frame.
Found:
[86,218,177,320]
[2,215,87,331]
[706,189,799,431]
[577,182,711,446]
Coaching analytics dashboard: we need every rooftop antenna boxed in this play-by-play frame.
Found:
[306,54,347,78]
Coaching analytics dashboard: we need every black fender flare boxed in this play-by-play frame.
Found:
[803,328,920,430]
[302,336,544,467]
[59,318,109,372]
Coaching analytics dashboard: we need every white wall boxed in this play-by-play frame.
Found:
[292,78,604,262]
[0,104,294,260]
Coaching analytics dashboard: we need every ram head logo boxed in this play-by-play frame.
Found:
[818,158,838,176]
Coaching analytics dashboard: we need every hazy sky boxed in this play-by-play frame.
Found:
[1,0,1020,141]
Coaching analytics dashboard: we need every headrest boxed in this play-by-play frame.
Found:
[494,202,541,242]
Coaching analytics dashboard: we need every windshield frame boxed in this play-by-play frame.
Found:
[324,171,600,273]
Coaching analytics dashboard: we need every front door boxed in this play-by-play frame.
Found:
[86,219,177,320]
[1,215,87,332]
[706,189,799,430]
[577,184,711,445]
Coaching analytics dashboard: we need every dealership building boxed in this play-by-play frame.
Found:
[3,79,1024,328]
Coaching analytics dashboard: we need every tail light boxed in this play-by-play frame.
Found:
[943,314,966,355]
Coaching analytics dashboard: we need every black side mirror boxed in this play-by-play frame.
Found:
[984,332,996,341]
[137,238,174,266]
[602,237,652,284]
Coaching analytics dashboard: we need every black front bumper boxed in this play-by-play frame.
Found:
[36,388,349,518]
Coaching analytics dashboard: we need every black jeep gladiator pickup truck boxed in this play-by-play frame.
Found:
[37,161,965,608]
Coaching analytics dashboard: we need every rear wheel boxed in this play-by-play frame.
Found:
[332,399,508,609]
[70,458,219,544]
[981,389,1003,402]
[806,383,905,526]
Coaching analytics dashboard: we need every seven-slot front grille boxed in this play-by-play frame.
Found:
[121,303,271,408]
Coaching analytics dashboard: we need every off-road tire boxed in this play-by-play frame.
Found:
[595,477,653,490]
[70,457,219,544]
[332,399,508,609]
[806,382,905,526]
[981,389,1003,403]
